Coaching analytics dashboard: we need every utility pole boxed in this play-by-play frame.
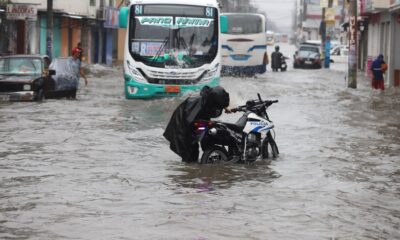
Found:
[46,0,53,59]
[348,0,357,88]
[320,7,326,66]
[324,0,333,68]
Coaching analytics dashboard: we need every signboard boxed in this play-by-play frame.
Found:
[320,0,339,8]
[175,17,212,28]
[137,16,213,28]
[365,0,373,12]
[349,16,357,66]
[104,7,120,29]
[325,7,336,25]
[137,16,173,26]
[360,0,366,14]
[6,4,37,20]
[320,0,329,8]
[140,42,164,56]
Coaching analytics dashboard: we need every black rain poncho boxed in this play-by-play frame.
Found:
[163,86,229,162]
[271,51,283,69]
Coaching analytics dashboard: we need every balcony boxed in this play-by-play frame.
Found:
[363,0,391,13]
[390,0,400,11]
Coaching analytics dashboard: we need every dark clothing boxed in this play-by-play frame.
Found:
[371,57,385,90]
[163,86,229,162]
[371,58,384,81]
[271,51,283,70]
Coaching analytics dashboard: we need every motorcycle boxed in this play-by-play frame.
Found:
[193,94,279,164]
[272,55,287,72]
[280,56,287,71]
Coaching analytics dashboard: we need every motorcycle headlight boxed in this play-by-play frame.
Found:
[126,61,147,84]
[200,64,220,83]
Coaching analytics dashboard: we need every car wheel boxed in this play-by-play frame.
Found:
[34,89,44,101]
[69,88,77,99]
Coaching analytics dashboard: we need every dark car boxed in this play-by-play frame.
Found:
[293,44,322,69]
[0,55,77,101]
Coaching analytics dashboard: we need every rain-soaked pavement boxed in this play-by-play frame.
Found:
[1,44,400,240]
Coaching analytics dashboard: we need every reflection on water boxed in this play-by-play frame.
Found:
[1,47,400,239]
[168,162,280,191]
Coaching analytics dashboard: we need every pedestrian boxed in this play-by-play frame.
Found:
[69,48,88,87]
[271,45,283,72]
[72,42,84,62]
[370,54,387,90]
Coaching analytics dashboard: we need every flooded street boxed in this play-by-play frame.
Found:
[1,44,400,239]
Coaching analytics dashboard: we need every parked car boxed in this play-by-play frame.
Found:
[330,45,349,63]
[47,57,79,99]
[293,43,322,69]
[0,55,78,101]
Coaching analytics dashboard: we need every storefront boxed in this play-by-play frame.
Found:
[3,3,38,55]
[390,2,400,87]
[103,6,119,66]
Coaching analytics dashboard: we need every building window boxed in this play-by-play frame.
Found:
[109,0,114,7]
[90,0,96,6]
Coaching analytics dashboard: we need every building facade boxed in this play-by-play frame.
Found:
[0,0,121,65]
[389,0,400,87]
[362,0,399,87]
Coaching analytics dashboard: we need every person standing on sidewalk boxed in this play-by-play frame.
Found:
[371,54,387,90]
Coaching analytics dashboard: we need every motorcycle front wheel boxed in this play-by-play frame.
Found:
[261,132,279,159]
[200,146,229,164]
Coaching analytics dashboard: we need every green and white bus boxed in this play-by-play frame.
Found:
[119,0,227,98]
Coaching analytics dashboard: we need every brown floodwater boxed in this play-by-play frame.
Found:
[1,44,399,239]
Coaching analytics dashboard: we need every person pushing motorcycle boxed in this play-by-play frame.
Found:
[163,86,231,163]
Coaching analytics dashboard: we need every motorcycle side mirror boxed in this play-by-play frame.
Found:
[257,93,262,102]
[246,100,255,107]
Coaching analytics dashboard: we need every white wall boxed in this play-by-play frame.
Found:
[11,0,114,18]
[373,0,391,9]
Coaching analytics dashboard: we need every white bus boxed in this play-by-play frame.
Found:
[119,0,227,98]
[221,13,268,76]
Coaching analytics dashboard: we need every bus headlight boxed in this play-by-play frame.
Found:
[126,61,147,84]
[200,64,219,83]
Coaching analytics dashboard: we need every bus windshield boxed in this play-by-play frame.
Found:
[226,14,263,34]
[129,4,219,69]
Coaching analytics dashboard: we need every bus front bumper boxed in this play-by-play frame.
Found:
[124,75,219,99]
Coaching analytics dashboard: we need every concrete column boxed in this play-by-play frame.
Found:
[105,28,113,66]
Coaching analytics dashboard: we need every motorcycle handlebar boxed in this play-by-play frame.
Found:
[230,100,278,113]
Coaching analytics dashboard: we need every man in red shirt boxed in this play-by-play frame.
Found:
[72,42,83,62]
